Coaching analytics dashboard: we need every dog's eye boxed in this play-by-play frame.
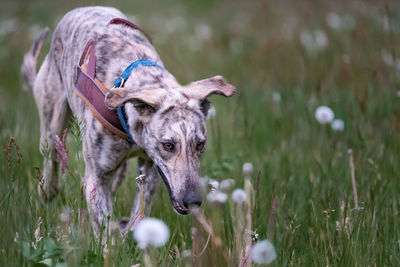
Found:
[163,142,175,152]
[196,141,205,151]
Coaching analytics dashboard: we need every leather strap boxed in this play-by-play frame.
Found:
[76,40,129,140]
[75,18,154,142]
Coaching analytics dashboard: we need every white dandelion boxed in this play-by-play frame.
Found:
[272,91,281,103]
[315,30,328,48]
[134,218,170,249]
[299,29,328,52]
[331,119,344,131]
[315,106,334,124]
[220,179,235,192]
[195,23,212,40]
[208,179,220,190]
[232,189,247,204]
[381,49,394,66]
[326,12,341,29]
[299,30,314,50]
[59,206,71,223]
[251,240,277,265]
[242,162,254,176]
[207,191,228,203]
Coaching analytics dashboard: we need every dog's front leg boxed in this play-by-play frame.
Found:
[85,173,113,242]
[120,158,160,233]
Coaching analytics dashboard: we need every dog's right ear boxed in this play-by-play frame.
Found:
[105,87,165,116]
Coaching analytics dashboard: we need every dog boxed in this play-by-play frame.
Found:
[22,6,235,239]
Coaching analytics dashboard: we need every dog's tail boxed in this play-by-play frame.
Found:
[21,27,49,91]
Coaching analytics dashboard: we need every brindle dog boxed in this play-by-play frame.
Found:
[22,6,235,239]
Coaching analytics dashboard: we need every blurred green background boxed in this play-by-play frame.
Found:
[1,0,400,266]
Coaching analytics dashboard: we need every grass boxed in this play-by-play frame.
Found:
[1,0,400,265]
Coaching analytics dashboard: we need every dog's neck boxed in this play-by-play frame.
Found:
[92,24,180,91]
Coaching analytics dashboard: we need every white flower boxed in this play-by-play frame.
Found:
[208,179,219,190]
[251,240,277,265]
[315,30,328,48]
[381,49,394,66]
[195,24,212,40]
[315,106,334,124]
[326,12,341,29]
[300,29,328,52]
[382,15,390,32]
[299,30,314,50]
[220,179,235,192]
[272,92,281,103]
[242,162,254,176]
[207,106,216,120]
[331,119,344,131]
[232,189,247,204]
[59,206,71,223]
[134,218,170,249]
[207,191,228,203]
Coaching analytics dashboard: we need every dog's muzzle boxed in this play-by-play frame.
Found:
[157,166,202,215]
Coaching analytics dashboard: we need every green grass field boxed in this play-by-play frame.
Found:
[1,0,400,266]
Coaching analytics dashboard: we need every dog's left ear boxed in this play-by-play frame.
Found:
[182,75,236,115]
[105,87,164,115]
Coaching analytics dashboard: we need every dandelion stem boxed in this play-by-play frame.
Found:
[348,149,359,209]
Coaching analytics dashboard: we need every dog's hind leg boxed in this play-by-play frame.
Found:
[119,158,160,233]
[34,56,71,201]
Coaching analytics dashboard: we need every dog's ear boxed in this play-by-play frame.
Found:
[105,88,164,116]
[182,75,236,115]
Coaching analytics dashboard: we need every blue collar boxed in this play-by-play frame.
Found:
[114,59,161,143]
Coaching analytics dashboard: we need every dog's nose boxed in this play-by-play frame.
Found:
[183,191,202,209]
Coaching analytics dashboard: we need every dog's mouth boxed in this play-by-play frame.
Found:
[157,166,189,215]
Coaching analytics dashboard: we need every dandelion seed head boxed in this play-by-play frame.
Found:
[272,91,281,103]
[195,23,212,40]
[208,179,219,190]
[59,206,71,223]
[381,49,394,66]
[242,162,254,176]
[207,191,228,203]
[315,106,334,124]
[326,12,341,29]
[331,119,344,131]
[134,218,170,249]
[251,240,277,265]
[315,30,328,48]
[220,179,235,192]
[232,189,247,203]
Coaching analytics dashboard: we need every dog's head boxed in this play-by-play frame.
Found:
[105,75,235,214]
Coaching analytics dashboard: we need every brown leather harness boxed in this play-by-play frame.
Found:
[75,18,153,142]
